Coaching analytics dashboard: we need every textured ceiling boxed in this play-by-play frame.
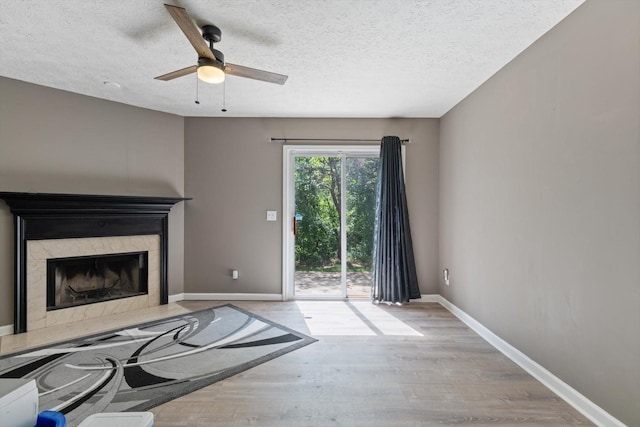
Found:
[0,0,584,118]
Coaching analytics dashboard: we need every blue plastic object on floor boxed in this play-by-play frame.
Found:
[35,410,67,427]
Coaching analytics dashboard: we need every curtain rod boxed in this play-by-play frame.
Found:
[269,137,410,144]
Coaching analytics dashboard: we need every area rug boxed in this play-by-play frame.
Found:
[0,304,316,425]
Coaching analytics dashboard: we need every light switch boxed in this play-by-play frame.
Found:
[266,210,277,221]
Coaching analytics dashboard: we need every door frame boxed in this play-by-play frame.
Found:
[282,145,381,300]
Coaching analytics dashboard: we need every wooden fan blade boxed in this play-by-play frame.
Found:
[155,65,198,81]
[225,63,288,85]
[164,4,214,60]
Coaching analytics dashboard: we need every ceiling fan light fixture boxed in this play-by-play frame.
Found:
[197,59,225,84]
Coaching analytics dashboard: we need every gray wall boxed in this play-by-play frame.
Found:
[439,1,640,424]
[184,118,439,295]
[0,77,186,326]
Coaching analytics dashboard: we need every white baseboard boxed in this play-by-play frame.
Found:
[181,293,284,301]
[168,293,185,303]
[174,293,437,303]
[417,294,440,302]
[437,296,624,427]
[0,324,13,337]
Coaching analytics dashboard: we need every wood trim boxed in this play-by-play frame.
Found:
[0,324,14,337]
[168,293,185,303]
[0,192,190,215]
[182,293,284,301]
[160,215,170,305]
[415,294,440,302]
[14,215,26,335]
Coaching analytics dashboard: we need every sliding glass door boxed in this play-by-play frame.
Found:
[283,146,379,299]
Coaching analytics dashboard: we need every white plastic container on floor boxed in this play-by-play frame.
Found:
[0,379,38,427]
[77,412,154,427]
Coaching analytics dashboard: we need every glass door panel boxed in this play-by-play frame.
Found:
[346,156,379,298]
[294,156,343,297]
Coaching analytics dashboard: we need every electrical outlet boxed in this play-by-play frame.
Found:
[443,268,450,286]
[232,270,239,280]
[266,210,277,221]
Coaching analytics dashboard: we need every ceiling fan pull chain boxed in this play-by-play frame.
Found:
[195,74,200,104]
[222,80,227,112]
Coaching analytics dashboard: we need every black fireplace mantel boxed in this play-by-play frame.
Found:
[0,192,190,215]
[0,192,191,334]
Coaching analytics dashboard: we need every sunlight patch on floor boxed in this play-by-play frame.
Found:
[295,301,423,337]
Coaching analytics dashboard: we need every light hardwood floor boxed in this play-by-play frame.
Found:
[0,300,593,426]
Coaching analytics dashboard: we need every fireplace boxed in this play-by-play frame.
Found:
[47,251,149,310]
[0,192,189,334]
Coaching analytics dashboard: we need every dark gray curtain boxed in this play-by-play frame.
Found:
[371,136,420,304]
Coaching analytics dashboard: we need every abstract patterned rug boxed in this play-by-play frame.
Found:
[0,304,316,425]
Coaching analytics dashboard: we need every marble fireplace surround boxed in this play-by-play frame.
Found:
[0,192,189,334]
[28,235,160,331]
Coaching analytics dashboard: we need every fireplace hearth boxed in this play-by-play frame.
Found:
[0,192,190,334]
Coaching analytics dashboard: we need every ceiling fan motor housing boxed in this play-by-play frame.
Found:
[198,51,224,68]
[212,49,225,64]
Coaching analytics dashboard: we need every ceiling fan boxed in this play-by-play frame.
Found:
[155,4,287,85]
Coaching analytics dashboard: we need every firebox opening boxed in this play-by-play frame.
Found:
[46,252,149,311]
